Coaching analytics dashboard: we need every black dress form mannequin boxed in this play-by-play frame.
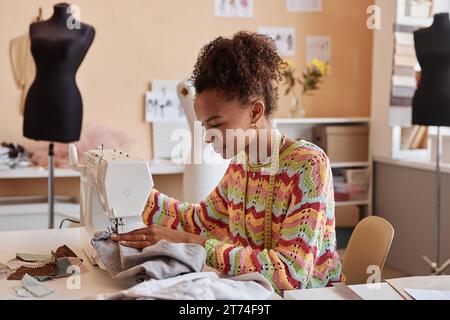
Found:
[412,13,450,126]
[23,2,95,142]
[412,13,450,274]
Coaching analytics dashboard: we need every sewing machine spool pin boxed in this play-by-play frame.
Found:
[110,209,125,235]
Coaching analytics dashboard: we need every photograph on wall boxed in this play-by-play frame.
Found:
[145,88,185,123]
[403,0,433,18]
[286,0,323,12]
[214,0,253,18]
[258,27,296,57]
[306,35,331,64]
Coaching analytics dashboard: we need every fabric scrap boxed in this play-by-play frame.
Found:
[55,245,78,259]
[92,231,111,241]
[20,274,54,297]
[14,286,34,298]
[35,258,73,281]
[67,257,89,274]
[7,259,49,271]
[16,253,53,263]
[7,262,57,280]
[97,272,277,300]
[0,263,12,280]
[92,239,206,281]
[5,244,84,281]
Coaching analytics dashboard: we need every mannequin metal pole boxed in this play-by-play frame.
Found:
[430,126,450,274]
[422,126,448,274]
[48,142,55,229]
[435,126,441,268]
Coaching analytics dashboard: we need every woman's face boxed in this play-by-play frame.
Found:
[194,89,255,159]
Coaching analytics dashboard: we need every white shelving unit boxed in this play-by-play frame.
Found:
[273,117,372,221]
[331,162,370,169]
[0,160,184,232]
[273,117,370,125]
[335,200,370,207]
[0,160,184,180]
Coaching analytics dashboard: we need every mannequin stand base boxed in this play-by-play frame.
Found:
[423,255,450,275]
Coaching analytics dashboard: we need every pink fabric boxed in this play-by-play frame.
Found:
[30,122,135,168]
[67,257,89,274]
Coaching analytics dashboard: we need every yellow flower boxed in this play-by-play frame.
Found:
[283,58,295,69]
[310,59,329,76]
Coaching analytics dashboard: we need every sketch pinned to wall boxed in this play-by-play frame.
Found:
[145,80,186,123]
[145,80,189,160]
[397,0,433,26]
[306,35,331,64]
[258,27,295,57]
[286,0,323,12]
[214,0,253,18]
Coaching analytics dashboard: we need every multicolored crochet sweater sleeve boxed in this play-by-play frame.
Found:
[142,140,342,293]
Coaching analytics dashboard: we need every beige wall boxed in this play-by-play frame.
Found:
[0,0,373,159]
[370,0,396,159]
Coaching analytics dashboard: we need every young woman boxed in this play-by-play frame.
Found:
[112,31,343,293]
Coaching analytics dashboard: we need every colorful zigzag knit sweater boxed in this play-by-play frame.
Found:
[142,140,343,293]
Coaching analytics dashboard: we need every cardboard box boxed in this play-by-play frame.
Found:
[335,205,360,228]
[312,125,369,163]
[334,182,369,202]
[344,168,370,184]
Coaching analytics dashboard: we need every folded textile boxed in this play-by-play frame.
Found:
[35,258,74,282]
[55,245,78,259]
[67,257,89,274]
[7,259,52,271]
[8,262,57,280]
[6,245,86,281]
[15,274,54,298]
[96,272,278,300]
[16,253,54,263]
[92,239,206,281]
[7,251,58,280]
[92,231,111,242]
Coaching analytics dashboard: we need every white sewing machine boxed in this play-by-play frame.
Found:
[68,144,154,264]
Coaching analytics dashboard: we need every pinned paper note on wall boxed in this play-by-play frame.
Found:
[214,0,253,18]
[286,0,323,12]
[306,35,331,64]
[145,80,186,123]
[258,27,296,57]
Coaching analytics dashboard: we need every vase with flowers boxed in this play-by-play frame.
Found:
[281,58,330,118]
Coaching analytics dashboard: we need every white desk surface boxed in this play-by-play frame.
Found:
[0,228,420,301]
[0,228,134,300]
[284,283,404,300]
[0,161,184,179]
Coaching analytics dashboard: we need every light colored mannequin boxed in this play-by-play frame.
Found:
[177,81,230,203]
[9,34,36,116]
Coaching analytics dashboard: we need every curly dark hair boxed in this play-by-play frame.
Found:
[190,31,285,116]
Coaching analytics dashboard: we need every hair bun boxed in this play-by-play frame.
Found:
[191,31,284,116]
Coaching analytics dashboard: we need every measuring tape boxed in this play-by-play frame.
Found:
[245,130,282,250]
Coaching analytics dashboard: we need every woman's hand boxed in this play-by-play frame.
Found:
[111,224,206,249]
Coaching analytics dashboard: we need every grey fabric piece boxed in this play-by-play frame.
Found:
[96,272,279,300]
[92,239,206,281]
[92,231,112,241]
[36,257,73,281]
[18,274,54,298]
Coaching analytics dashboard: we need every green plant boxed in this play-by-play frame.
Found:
[282,58,330,97]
